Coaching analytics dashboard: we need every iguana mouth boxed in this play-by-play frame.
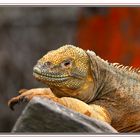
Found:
[33,72,69,80]
[33,71,69,82]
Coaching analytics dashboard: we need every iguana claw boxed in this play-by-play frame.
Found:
[8,95,29,111]
[8,97,17,111]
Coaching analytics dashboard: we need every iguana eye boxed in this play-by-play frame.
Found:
[61,59,72,68]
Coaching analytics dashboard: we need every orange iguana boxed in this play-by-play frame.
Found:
[8,45,140,132]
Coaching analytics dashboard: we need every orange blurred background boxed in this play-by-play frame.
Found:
[77,7,140,67]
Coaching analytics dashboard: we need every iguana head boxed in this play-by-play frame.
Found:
[33,45,90,90]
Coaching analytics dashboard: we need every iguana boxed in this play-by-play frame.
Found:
[8,45,140,132]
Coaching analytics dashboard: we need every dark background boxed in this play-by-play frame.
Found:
[0,7,140,132]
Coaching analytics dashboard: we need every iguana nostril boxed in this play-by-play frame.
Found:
[33,66,41,74]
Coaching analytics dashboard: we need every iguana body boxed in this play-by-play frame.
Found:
[8,45,140,132]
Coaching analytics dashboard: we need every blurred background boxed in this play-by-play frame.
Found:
[0,7,140,132]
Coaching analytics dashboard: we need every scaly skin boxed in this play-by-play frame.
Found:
[8,45,140,132]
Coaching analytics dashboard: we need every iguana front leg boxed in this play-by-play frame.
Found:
[8,88,111,124]
[8,88,55,110]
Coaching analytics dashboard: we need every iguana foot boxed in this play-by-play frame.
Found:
[8,88,55,111]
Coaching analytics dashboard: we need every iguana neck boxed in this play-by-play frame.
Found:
[86,51,119,101]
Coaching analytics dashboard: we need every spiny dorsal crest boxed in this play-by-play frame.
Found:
[111,62,140,74]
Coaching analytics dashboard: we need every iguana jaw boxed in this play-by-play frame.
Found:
[33,66,70,82]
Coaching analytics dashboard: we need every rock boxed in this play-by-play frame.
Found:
[12,97,118,133]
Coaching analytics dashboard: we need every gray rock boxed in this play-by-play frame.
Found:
[12,97,118,133]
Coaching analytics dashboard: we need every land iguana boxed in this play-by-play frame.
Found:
[8,45,140,132]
